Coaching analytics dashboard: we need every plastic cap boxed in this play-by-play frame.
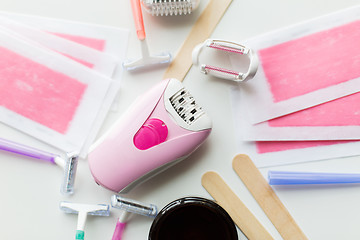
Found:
[76,230,85,240]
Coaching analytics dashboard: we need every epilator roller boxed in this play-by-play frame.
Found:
[88,78,212,193]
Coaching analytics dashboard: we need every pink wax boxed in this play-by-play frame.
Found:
[268,93,360,127]
[0,46,87,134]
[259,20,360,103]
[256,140,355,154]
[50,32,107,68]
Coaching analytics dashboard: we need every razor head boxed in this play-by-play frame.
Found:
[60,152,79,195]
[141,0,200,16]
[123,39,172,71]
[123,52,172,71]
[60,201,110,216]
[192,39,259,82]
[111,195,158,217]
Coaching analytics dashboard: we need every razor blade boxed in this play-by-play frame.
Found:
[111,195,158,217]
[192,39,259,82]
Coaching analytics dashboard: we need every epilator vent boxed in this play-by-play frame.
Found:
[169,88,204,125]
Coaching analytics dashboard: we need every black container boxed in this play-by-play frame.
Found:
[149,197,238,240]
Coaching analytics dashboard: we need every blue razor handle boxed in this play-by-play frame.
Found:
[268,171,360,185]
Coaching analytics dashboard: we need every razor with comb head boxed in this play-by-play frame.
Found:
[141,0,200,16]
[88,78,212,193]
[193,39,259,82]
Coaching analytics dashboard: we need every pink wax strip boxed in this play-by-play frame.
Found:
[259,20,360,103]
[50,32,106,51]
[0,46,87,134]
[255,140,356,154]
[268,92,360,127]
[50,33,107,68]
[61,53,95,68]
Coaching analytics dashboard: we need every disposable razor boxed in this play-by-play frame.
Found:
[88,78,212,193]
[111,195,158,240]
[0,137,78,195]
[192,39,259,82]
[60,201,110,240]
[123,0,171,71]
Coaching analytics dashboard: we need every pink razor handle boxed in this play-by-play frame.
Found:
[88,78,212,193]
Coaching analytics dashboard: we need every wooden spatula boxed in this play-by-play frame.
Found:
[233,154,308,240]
[202,171,274,240]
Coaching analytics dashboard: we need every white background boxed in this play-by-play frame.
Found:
[1,0,360,239]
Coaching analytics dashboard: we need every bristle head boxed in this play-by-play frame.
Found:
[143,0,195,16]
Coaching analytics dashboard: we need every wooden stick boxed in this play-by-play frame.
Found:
[163,0,233,81]
[202,171,274,240]
[232,154,308,240]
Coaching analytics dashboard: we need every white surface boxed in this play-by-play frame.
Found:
[1,1,360,240]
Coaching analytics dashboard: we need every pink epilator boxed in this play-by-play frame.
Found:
[88,78,212,193]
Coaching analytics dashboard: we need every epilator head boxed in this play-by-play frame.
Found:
[88,78,212,193]
[141,0,201,16]
[193,39,259,82]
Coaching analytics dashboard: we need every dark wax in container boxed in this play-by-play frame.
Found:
[149,197,238,240]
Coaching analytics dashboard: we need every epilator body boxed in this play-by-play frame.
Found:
[88,78,212,193]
